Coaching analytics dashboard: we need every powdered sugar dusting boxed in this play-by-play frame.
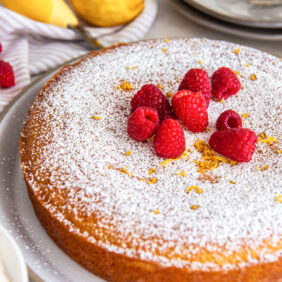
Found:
[20,38,282,270]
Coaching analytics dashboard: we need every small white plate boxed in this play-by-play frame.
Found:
[169,0,282,41]
[0,65,103,282]
[185,0,282,28]
[0,224,28,282]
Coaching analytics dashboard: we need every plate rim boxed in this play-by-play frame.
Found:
[185,0,282,28]
[0,224,29,282]
[169,0,282,41]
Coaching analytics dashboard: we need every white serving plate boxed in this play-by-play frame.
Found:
[0,224,28,282]
[0,63,103,282]
[169,0,282,41]
[185,0,282,28]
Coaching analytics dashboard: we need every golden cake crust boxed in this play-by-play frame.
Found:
[25,179,282,281]
[20,39,282,281]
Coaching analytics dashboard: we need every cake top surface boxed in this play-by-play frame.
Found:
[20,38,282,270]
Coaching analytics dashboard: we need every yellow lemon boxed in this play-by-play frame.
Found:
[1,0,78,27]
[69,0,144,27]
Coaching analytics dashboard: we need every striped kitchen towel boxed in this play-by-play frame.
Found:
[0,0,157,112]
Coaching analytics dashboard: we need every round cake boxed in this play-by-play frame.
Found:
[20,38,282,281]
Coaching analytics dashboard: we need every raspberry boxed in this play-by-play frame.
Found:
[216,110,242,131]
[0,43,2,53]
[178,68,211,106]
[209,128,258,162]
[130,84,175,121]
[211,67,241,100]
[127,107,159,141]
[0,60,15,88]
[172,90,208,133]
[154,119,185,159]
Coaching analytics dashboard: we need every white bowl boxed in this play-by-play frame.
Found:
[0,224,28,282]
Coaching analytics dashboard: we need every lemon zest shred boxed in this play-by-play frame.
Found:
[116,80,134,91]
[241,112,249,118]
[147,177,157,184]
[154,209,159,214]
[119,166,134,177]
[259,133,266,138]
[156,84,164,90]
[276,195,282,203]
[186,186,203,194]
[91,115,101,120]
[148,167,156,175]
[177,170,186,177]
[193,139,237,174]
[258,135,278,144]
[125,150,132,156]
[161,150,189,167]
[166,91,173,98]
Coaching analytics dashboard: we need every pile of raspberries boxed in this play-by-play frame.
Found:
[0,43,15,89]
[127,67,257,162]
